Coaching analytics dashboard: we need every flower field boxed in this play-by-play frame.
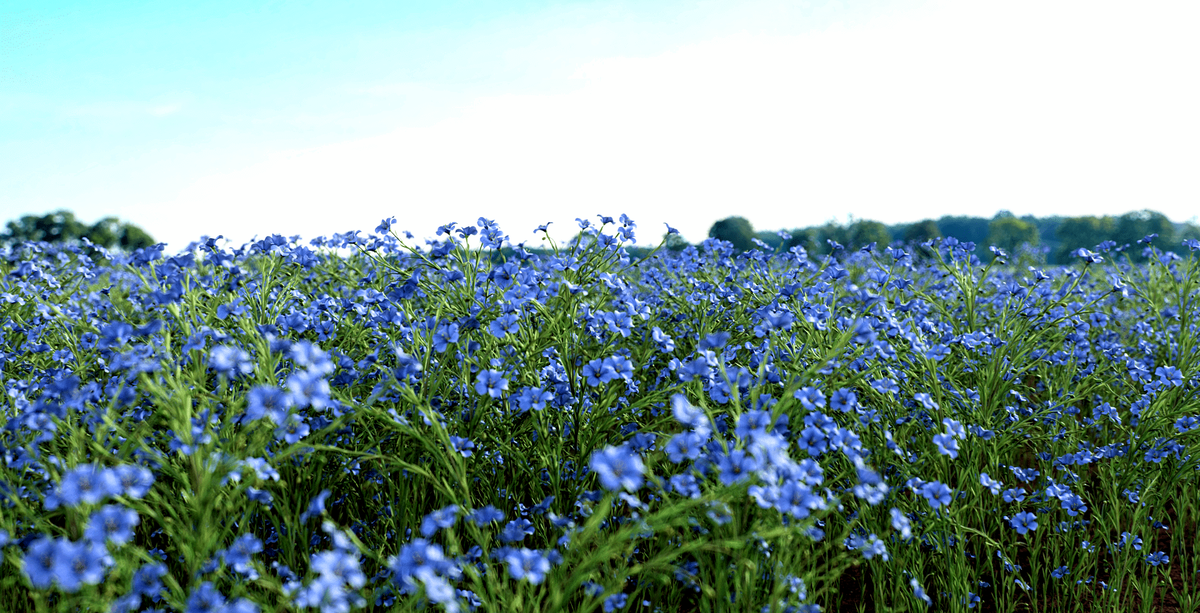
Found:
[1,214,1198,612]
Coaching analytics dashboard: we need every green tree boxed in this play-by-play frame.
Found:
[1113,209,1175,260]
[846,220,891,251]
[86,216,124,248]
[3,210,89,245]
[708,216,755,252]
[119,224,157,251]
[0,209,155,252]
[663,232,690,252]
[902,219,942,244]
[754,231,783,251]
[936,215,990,246]
[782,228,820,258]
[816,222,850,255]
[1054,216,1115,263]
[986,216,1039,256]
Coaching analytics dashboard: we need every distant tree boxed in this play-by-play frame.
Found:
[846,220,891,252]
[986,216,1039,256]
[902,219,942,245]
[86,216,124,248]
[782,228,820,258]
[754,231,783,251]
[1179,222,1200,243]
[1,209,155,252]
[1113,210,1175,260]
[936,215,990,246]
[1054,216,1116,263]
[815,222,850,255]
[663,232,690,252]
[1026,215,1063,261]
[3,210,88,245]
[119,225,156,251]
[708,216,755,252]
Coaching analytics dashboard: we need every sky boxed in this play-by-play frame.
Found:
[2,0,1198,255]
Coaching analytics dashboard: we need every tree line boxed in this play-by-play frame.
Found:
[0,209,156,254]
[7,208,1196,267]
[700,209,1200,264]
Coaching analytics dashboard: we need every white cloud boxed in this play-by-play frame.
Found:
[154,0,1200,252]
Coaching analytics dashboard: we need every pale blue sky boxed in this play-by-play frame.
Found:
[3,0,1198,254]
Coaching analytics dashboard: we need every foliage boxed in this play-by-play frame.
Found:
[1114,210,1175,262]
[1056,216,1118,263]
[901,220,941,245]
[986,216,1040,257]
[0,209,156,253]
[707,217,755,253]
[845,220,891,252]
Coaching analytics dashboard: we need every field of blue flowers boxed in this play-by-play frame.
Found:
[0,214,1197,613]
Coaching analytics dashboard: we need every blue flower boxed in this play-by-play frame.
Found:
[113,464,155,498]
[734,409,773,439]
[285,369,332,410]
[388,539,449,587]
[131,562,167,598]
[670,394,710,435]
[208,345,255,379]
[504,548,551,585]
[1010,511,1038,535]
[21,536,57,589]
[311,549,366,589]
[300,490,331,523]
[669,473,701,498]
[920,481,952,509]
[375,216,397,235]
[604,593,629,612]
[914,393,938,410]
[1156,366,1184,388]
[488,313,520,339]
[449,435,476,458]
[421,505,459,538]
[275,414,310,444]
[979,473,1003,495]
[941,419,965,440]
[794,387,826,410]
[432,322,459,353]
[469,505,504,526]
[716,449,757,486]
[890,508,913,540]
[60,464,120,507]
[910,577,932,607]
[412,566,459,611]
[244,385,292,424]
[582,358,612,387]
[290,340,333,374]
[1146,551,1169,566]
[589,445,645,492]
[499,518,535,543]
[664,432,705,464]
[84,505,139,546]
[931,433,960,459]
[186,582,226,613]
[474,369,508,398]
[1002,488,1026,503]
[830,388,858,412]
[222,534,263,576]
[52,539,110,592]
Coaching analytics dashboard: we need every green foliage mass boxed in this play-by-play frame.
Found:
[1,209,155,253]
